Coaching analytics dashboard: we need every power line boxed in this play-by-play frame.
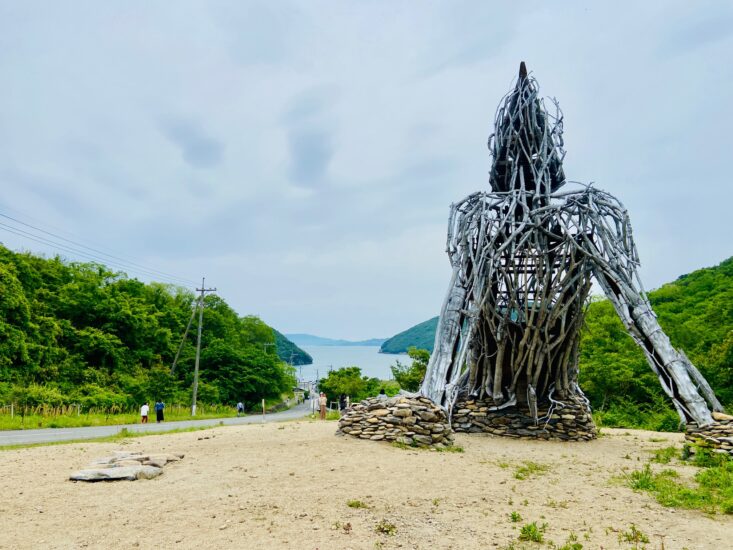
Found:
[0,222,193,286]
[0,211,197,285]
[0,211,197,286]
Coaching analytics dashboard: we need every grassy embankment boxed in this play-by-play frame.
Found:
[0,393,297,430]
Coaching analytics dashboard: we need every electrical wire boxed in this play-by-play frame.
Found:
[0,211,197,285]
[0,213,197,287]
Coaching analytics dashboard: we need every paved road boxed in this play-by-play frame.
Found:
[0,400,315,446]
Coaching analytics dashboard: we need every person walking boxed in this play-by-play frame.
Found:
[339,393,347,415]
[236,401,244,417]
[154,400,165,423]
[140,402,149,423]
[319,392,327,420]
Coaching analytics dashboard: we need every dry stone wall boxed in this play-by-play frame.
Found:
[452,394,596,441]
[685,417,733,458]
[337,396,454,448]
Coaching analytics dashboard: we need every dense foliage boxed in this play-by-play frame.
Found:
[580,256,733,429]
[390,347,430,391]
[273,329,312,366]
[318,366,399,404]
[379,317,438,354]
[0,245,296,411]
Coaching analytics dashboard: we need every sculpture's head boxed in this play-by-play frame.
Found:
[488,62,566,194]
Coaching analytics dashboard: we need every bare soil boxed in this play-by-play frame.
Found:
[0,421,729,549]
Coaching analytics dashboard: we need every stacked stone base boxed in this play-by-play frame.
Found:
[337,396,454,448]
[685,418,733,458]
[452,394,596,441]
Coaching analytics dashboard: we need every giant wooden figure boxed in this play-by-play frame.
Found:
[421,63,723,431]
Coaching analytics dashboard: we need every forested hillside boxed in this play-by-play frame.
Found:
[379,317,438,354]
[0,245,298,410]
[273,329,312,366]
[580,256,733,428]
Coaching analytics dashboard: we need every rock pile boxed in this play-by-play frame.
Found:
[69,450,184,482]
[452,394,596,441]
[685,414,733,458]
[337,396,454,448]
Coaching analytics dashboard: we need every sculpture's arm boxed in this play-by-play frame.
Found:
[420,193,502,407]
[572,191,721,426]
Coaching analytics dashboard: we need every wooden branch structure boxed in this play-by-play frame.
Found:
[421,62,722,432]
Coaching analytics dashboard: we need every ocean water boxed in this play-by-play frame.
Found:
[295,345,405,383]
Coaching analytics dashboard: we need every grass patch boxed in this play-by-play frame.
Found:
[390,441,463,453]
[346,499,369,509]
[650,446,678,464]
[306,410,341,421]
[509,511,522,522]
[514,461,550,480]
[435,445,463,453]
[618,524,649,546]
[625,451,733,515]
[518,521,546,543]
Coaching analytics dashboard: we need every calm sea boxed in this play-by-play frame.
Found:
[295,345,405,383]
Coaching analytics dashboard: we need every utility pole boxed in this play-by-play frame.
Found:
[192,277,216,416]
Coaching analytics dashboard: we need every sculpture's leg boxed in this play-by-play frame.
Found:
[593,269,718,426]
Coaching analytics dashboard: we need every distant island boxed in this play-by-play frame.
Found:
[285,333,386,347]
[379,317,439,354]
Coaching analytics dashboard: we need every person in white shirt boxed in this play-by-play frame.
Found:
[319,392,327,420]
[140,402,149,423]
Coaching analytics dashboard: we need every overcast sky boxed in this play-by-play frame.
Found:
[1,1,731,339]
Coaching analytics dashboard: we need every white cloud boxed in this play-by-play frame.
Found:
[1,0,731,338]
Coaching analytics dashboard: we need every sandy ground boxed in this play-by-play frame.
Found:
[0,420,730,550]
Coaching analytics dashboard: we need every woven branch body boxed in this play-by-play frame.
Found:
[420,65,721,427]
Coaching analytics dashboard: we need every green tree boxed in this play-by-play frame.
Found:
[318,367,381,403]
[390,347,429,391]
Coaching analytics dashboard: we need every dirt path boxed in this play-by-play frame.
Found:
[0,421,728,549]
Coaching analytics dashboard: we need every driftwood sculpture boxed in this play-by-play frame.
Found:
[421,62,723,437]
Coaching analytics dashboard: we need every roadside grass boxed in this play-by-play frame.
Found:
[0,424,219,452]
[304,410,341,421]
[0,409,238,430]
[624,446,733,515]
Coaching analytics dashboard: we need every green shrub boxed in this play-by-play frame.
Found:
[518,522,546,542]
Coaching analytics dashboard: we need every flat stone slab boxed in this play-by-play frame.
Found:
[69,450,184,482]
[70,465,162,482]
